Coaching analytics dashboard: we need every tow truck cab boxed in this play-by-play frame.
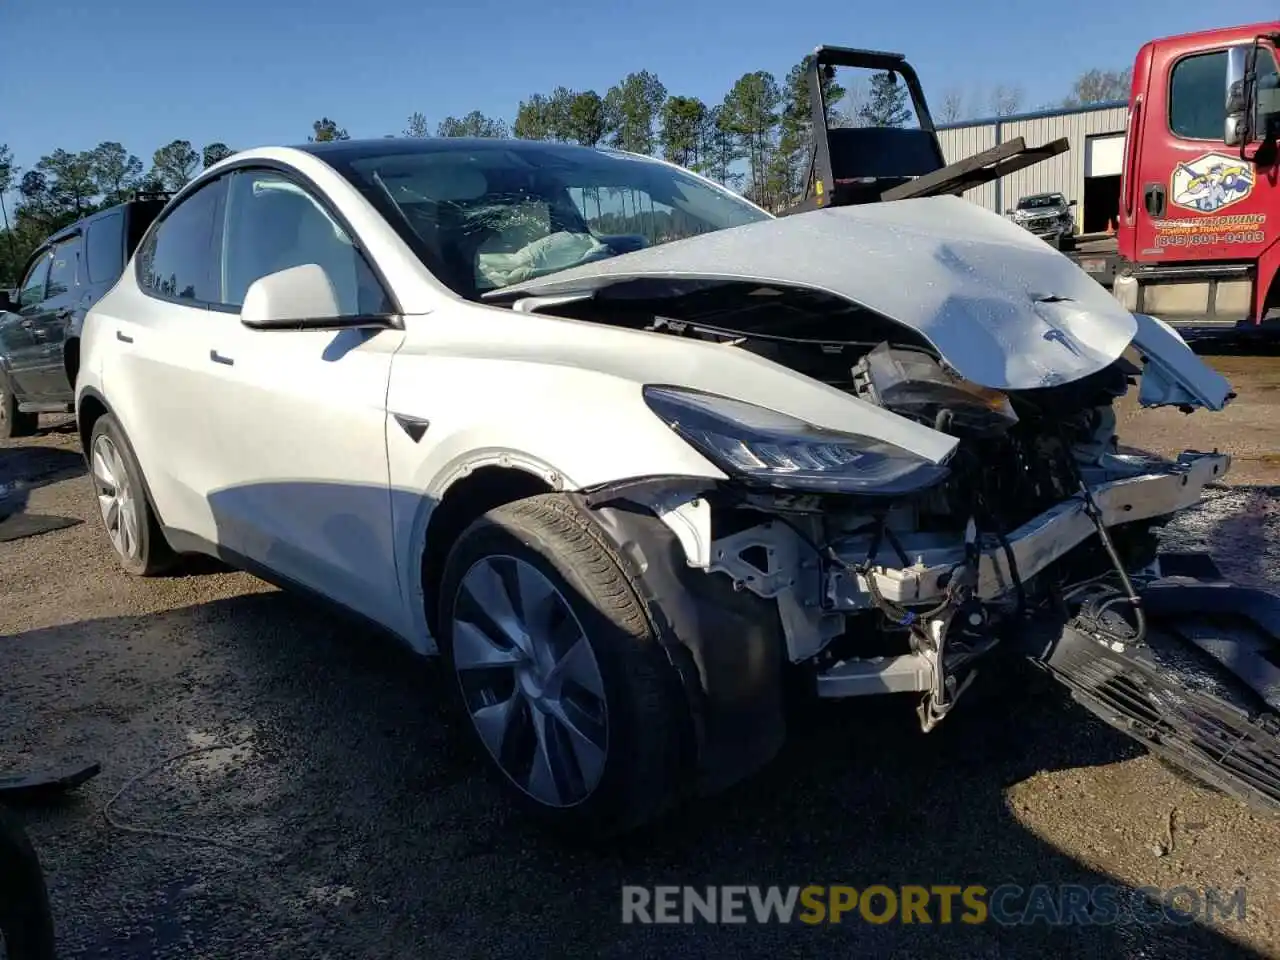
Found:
[1113,21,1280,331]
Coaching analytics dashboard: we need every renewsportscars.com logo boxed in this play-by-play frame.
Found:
[621,885,1248,927]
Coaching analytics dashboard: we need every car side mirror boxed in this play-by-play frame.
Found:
[0,289,15,312]
[1004,208,1013,215]
[1225,45,1249,147]
[240,264,395,331]
[1068,199,1077,206]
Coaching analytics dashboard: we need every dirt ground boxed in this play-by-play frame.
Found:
[3,352,1280,959]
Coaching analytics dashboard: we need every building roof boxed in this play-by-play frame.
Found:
[936,99,1128,131]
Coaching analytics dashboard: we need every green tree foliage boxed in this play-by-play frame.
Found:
[698,105,744,189]
[89,142,143,205]
[605,71,667,154]
[310,118,350,142]
[722,71,782,207]
[566,91,607,146]
[404,112,431,138]
[858,71,913,128]
[202,142,234,168]
[436,111,509,138]
[36,149,97,218]
[150,140,200,191]
[661,96,707,167]
[513,93,553,140]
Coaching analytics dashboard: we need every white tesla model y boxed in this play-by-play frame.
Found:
[76,137,1239,837]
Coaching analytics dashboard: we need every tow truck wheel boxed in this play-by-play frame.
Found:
[0,372,39,440]
[437,493,691,840]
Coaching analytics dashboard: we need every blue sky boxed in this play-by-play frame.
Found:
[0,0,1239,175]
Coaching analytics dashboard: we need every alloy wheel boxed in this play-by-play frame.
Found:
[92,434,140,561]
[451,554,609,808]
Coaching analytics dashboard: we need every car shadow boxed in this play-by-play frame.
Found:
[0,444,85,494]
[4,599,1269,957]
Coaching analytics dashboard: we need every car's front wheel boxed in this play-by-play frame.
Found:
[437,493,691,840]
[88,414,174,576]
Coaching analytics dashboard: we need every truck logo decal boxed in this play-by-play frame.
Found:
[1171,153,1254,214]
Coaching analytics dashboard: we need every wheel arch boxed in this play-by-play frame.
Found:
[76,388,168,534]
[419,464,557,637]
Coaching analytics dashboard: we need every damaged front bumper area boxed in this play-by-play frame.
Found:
[586,450,1280,814]
[703,450,1228,704]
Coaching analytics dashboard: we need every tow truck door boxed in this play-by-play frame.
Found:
[1131,39,1279,266]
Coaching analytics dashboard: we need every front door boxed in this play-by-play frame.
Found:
[2,249,52,398]
[198,167,405,630]
[1132,40,1280,266]
[20,235,81,401]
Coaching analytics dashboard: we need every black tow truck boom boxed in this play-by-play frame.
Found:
[783,45,1070,214]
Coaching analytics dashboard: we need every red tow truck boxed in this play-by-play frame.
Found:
[788,23,1280,336]
[1105,21,1280,335]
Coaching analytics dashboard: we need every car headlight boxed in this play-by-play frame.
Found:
[643,385,950,495]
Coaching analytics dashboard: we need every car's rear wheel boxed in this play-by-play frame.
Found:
[88,414,174,576]
[437,493,691,840]
[0,373,39,439]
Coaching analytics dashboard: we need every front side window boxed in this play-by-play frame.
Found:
[218,170,390,315]
[18,251,51,308]
[1170,50,1229,140]
[332,143,771,298]
[137,177,226,303]
[46,238,79,298]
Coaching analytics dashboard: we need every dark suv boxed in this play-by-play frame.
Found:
[0,193,169,438]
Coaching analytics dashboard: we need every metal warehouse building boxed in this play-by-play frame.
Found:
[936,100,1128,234]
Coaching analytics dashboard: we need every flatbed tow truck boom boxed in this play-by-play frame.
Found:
[780,43,1280,815]
[783,46,1070,213]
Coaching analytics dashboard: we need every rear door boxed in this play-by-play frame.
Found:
[1132,41,1280,264]
[103,176,228,543]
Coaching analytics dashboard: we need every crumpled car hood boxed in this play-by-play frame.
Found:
[490,196,1149,393]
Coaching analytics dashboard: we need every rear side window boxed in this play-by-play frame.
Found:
[45,238,79,298]
[85,212,125,283]
[1169,50,1227,140]
[136,177,227,303]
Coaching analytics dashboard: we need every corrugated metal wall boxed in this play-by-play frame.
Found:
[936,104,1128,221]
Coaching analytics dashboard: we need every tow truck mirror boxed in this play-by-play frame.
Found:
[1225,45,1248,147]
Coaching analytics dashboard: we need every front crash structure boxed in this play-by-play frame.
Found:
[584,435,1278,814]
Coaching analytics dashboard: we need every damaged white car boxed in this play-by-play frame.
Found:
[76,138,1280,838]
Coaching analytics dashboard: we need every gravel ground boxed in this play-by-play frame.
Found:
[3,353,1280,959]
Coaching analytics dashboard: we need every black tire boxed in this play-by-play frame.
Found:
[0,805,57,960]
[0,371,39,439]
[437,493,691,840]
[87,413,175,576]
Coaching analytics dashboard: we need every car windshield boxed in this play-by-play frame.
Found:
[329,141,771,299]
[1017,195,1063,210]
